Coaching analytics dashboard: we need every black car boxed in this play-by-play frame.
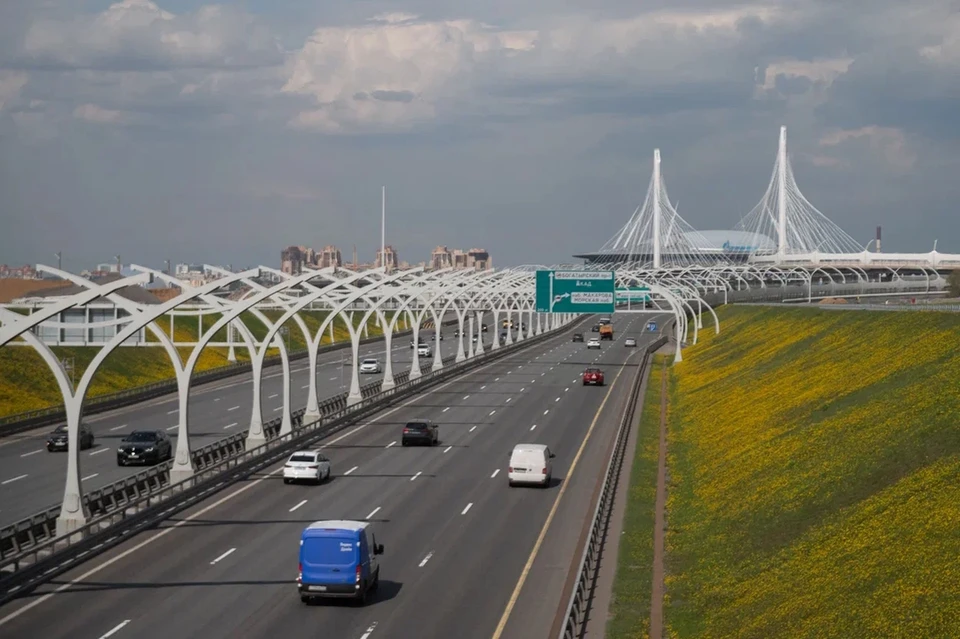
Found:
[410,338,426,349]
[591,324,601,332]
[401,421,439,446]
[481,324,488,333]
[572,333,584,342]
[46,423,95,452]
[117,430,173,466]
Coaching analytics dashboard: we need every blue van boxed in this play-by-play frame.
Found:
[298,520,384,604]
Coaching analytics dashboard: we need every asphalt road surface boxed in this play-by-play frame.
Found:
[0,327,478,526]
[0,314,666,639]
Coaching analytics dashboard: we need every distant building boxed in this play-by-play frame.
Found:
[281,246,307,275]
[317,245,342,269]
[430,246,492,271]
[374,245,399,271]
[0,264,39,279]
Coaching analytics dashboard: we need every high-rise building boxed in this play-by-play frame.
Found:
[374,245,399,271]
[317,245,342,268]
[430,246,492,271]
[281,246,305,275]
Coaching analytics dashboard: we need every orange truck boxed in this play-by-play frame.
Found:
[599,324,614,340]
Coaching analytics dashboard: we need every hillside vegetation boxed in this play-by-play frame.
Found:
[663,305,960,638]
[0,310,411,418]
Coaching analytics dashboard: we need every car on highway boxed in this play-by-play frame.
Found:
[572,332,584,342]
[481,323,488,332]
[359,358,381,374]
[401,420,439,446]
[46,423,95,452]
[646,321,658,332]
[431,332,443,341]
[116,430,172,466]
[410,337,427,348]
[582,368,605,385]
[624,337,637,347]
[298,520,384,605]
[417,343,432,357]
[283,450,332,484]
[591,323,601,332]
[587,337,601,349]
[508,443,555,487]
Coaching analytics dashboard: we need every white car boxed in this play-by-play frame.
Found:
[508,443,555,487]
[417,344,432,357]
[359,358,381,374]
[283,450,331,484]
[587,338,601,349]
[624,337,637,347]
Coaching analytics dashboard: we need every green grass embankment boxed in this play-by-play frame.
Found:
[0,310,411,418]
[607,354,668,639]
[659,305,960,638]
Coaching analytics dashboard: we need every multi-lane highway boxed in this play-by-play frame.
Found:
[0,314,664,639]
[0,328,474,526]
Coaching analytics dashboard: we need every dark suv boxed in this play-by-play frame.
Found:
[401,421,439,446]
[572,333,584,342]
[46,423,95,452]
[117,430,173,466]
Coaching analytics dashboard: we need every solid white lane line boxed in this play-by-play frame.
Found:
[359,622,379,639]
[224,422,238,429]
[469,425,477,432]
[109,424,128,431]
[98,620,132,639]
[530,424,537,431]
[386,441,396,448]
[167,409,178,415]
[210,548,236,565]
[461,503,473,515]
[418,551,434,567]
[89,448,109,456]
[290,500,307,512]
[366,506,381,520]
[2,474,28,485]
[228,406,239,411]
[20,450,42,458]
[489,410,496,416]
[491,469,500,478]
[268,393,278,399]
[411,471,422,482]
[82,473,99,482]
[345,466,358,475]
[444,446,453,453]
[442,407,450,413]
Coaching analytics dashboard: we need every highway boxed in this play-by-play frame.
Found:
[0,327,471,526]
[0,314,664,639]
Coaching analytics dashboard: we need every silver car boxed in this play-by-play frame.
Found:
[624,337,637,347]
[359,358,381,374]
[587,338,601,349]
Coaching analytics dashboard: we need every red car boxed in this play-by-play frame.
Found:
[582,368,605,386]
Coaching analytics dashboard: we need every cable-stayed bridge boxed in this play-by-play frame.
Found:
[576,126,960,276]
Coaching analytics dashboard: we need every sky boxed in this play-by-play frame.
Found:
[1,0,958,271]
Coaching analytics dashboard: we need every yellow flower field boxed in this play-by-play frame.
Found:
[664,305,960,638]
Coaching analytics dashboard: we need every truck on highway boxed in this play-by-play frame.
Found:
[599,324,614,340]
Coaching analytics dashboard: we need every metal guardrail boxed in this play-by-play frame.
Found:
[0,319,582,603]
[0,318,455,437]
[557,332,668,639]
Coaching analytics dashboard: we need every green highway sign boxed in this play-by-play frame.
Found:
[536,270,616,314]
[615,287,651,302]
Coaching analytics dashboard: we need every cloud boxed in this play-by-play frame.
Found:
[73,103,128,124]
[19,0,283,71]
[0,70,28,112]
[816,126,917,170]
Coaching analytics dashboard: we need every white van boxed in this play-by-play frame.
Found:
[508,443,555,487]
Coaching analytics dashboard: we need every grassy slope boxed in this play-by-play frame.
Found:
[0,310,411,418]
[664,305,960,638]
[607,354,668,639]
